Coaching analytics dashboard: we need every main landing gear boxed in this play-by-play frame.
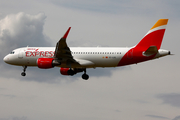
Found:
[82,69,89,80]
[68,68,89,80]
[21,66,27,76]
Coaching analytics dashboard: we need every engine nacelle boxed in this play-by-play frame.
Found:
[37,58,61,69]
[60,68,84,75]
[60,68,70,75]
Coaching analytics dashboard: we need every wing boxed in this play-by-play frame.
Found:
[54,27,78,66]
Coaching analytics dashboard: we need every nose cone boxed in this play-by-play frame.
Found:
[3,55,14,65]
[4,54,22,65]
[3,55,10,64]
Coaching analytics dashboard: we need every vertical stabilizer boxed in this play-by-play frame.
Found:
[135,19,168,50]
[118,19,169,66]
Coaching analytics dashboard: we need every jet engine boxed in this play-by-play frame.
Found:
[37,58,61,69]
[60,68,84,76]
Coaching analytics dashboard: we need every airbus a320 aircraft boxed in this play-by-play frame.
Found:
[3,19,171,80]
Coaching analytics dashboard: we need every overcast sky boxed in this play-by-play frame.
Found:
[0,0,180,120]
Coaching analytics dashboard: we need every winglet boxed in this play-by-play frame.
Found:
[63,27,71,39]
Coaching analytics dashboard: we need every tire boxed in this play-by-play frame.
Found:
[21,72,26,76]
[82,74,89,80]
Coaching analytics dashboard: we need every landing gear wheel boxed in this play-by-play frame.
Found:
[82,74,89,80]
[21,72,26,76]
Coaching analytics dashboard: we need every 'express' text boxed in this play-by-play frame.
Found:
[26,51,54,57]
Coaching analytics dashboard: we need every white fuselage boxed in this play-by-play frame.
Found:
[3,47,131,68]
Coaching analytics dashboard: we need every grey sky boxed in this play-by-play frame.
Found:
[157,93,180,108]
[0,0,180,120]
[146,115,170,120]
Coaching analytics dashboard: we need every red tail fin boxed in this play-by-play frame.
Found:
[135,19,168,50]
[118,19,169,66]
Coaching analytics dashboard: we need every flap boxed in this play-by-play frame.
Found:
[75,59,94,67]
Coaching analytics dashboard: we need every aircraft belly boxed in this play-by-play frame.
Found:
[19,57,38,66]
[73,54,123,67]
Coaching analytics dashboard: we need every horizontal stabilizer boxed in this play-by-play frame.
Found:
[143,46,158,56]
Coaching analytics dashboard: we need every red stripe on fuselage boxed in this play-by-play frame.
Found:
[118,29,165,66]
[117,47,156,66]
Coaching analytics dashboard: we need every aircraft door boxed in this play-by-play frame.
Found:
[18,50,23,59]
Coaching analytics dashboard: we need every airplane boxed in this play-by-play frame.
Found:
[3,19,171,80]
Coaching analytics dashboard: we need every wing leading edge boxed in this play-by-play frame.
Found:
[54,27,78,67]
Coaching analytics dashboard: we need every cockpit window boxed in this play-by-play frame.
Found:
[10,51,15,54]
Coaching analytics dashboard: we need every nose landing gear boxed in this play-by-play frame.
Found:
[21,66,27,76]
